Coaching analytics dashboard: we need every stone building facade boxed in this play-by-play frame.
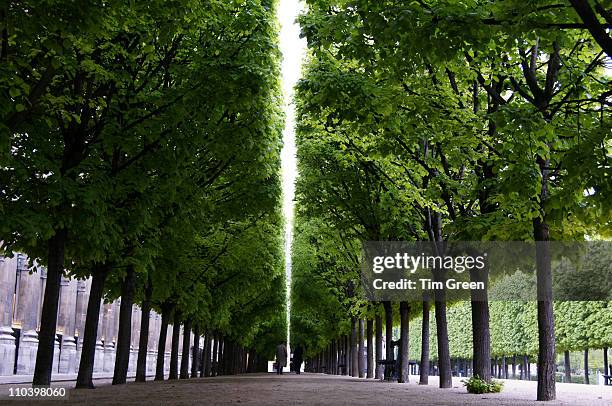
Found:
[0,253,198,378]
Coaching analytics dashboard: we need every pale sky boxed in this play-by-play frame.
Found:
[278,0,305,225]
[277,0,306,348]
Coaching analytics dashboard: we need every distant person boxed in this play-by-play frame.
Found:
[276,342,287,375]
[293,344,304,374]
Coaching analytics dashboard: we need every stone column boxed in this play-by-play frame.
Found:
[103,300,118,373]
[73,279,89,370]
[0,254,17,375]
[147,312,158,375]
[177,325,183,370]
[129,305,140,374]
[164,324,172,373]
[93,299,106,373]
[57,277,77,373]
[190,331,195,372]
[15,256,41,375]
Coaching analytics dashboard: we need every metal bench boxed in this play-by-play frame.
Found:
[603,374,611,386]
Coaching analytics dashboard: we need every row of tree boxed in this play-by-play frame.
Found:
[1,0,286,388]
[291,0,610,401]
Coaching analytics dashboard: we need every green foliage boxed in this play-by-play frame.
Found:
[1,0,287,352]
[292,0,611,368]
[463,376,504,394]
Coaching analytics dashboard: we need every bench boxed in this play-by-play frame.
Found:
[603,375,611,386]
[376,359,397,381]
[337,363,346,375]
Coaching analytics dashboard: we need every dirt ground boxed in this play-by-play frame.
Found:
[1,373,611,405]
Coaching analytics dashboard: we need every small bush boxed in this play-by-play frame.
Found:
[462,376,504,394]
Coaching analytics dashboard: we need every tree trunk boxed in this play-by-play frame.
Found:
[494,357,498,377]
[212,333,219,376]
[534,218,556,400]
[527,363,531,381]
[210,334,219,376]
[155,309,170,381]
[383,301,394,362]
[375,314,383,379]
[203,333,211,377]
[569,0,612,58]
[434,296,452,388]
[603,347,609,378]
[169,319,180,380]
[564,350,571,383]
[136,276,153,382]
[584,349,589,384]
[351,318,358,376]
[334,340,339,374]
[344,334,349,375]
[191,325,199,378]
[218,336,224,375]
[419,298,430,385]
[512,355,516,379]
[75,265,109,388]
[226,341,234,375]
[113,266,136,385]
[367,319,373,378]
[469,270,491,382]
[399,301,410,383]
[180,319,191,379]
[155,307,170,381]
[358,319,365,378]
[33,229,67,386]
[324,344,328,373]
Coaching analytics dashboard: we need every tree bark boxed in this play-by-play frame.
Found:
[528,359,531,379]
[75,265,109,388]
[180,319,191,379]
[155,306,170,381]
[367,319,374,378]
[344,334,349,375]
[358,319,365,378]
[584,348,589,385]
[113,266,136,385]
[534,218,556,400]
[136,276,153,382]
[434,295,452,388]
[351,318,358,376]
[191,323,200,378]
[211,333,219,376]
[191,325,199,378]
[604,347,609,377]
[569,0,612,58]
[225,341,234,375]
[469,268,491,382]
[33,229,67,386]
[169,319,180,379]
[375,314,383,379]
[564,350,571,383]
[333,340,338,374]
[399,301,410,383]
[203,333,212,377]
[419,298,430,385]
[218,336,224,375]
[383,301,394,362]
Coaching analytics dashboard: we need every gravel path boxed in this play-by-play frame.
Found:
[1,373,610,405]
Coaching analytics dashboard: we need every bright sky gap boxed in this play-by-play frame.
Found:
[277,0,306,350]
